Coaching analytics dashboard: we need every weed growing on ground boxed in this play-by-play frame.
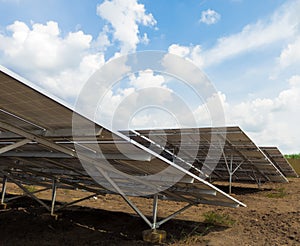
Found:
[266,187,287,198]
[203,211,235,227]
[171,224,213,245]
[24,185,37,193]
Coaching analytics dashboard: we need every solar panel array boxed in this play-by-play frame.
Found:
[260,146,298,178]
[123,128,288,184]
[0,66,245,209]
[1,64,297,221]
[2,64,298,231]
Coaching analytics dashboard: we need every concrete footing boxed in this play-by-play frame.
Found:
[51,213,59,220]
[40,213,59,221]
[142,229,166,243]
[0,203,7,209]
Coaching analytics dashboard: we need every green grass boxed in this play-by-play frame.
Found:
[203,211,235,227]
[170,212,235,245]
[24,185,37,193]
[284,153,300,159]
[171,223,214,245]
[266,187,287,198]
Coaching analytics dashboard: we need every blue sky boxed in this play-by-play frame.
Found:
[0,0,300,153]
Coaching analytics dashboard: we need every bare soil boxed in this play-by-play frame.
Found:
[0,178,299,246]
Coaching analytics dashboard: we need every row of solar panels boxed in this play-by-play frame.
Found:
[0,65,298,210]
[121,128,298,182]
[0,66,245,208]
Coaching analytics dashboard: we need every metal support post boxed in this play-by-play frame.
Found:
[251,168,263,188]
[152,194,159,229]
[222,150,233,194]
[1,175,7,205]
[222,150,245,195]
[258,178,262,189]
[51,179,57,216]
[229,156,233,194]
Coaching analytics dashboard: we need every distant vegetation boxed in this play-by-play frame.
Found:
[284,153,300,159]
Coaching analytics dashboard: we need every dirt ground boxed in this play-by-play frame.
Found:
[0,178,299,246]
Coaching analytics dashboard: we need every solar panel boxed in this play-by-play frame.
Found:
[0,65,246,231]
[123,127,288,186]
[260,146,298,178]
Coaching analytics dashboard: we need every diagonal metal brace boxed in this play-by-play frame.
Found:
[0,139,31,154]
[3,173,50,211]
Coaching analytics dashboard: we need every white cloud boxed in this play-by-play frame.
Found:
[129,108,180,129]
[166,1,300,153]
[140,33,149,45]
[279,36,300,68]
[41,53,105,100]
[93,25,111,51]
[171,0,300,68]
[0,20,104,100]
[95,69,172,128]
[0,1,157,101]
[97,0,156,53]
[223,75,300,153]
[0,21,93,71]
[129,69,166,89]
[0,1,299,154]
[193,92,225,126]
[104,73,300,152]
[168,44,190,57]
[190,74,300,153]
[204,0,300,66]
[168,44,205,68]
[199,9,221,25]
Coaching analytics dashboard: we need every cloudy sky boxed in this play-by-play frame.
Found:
[0,0,299,153]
